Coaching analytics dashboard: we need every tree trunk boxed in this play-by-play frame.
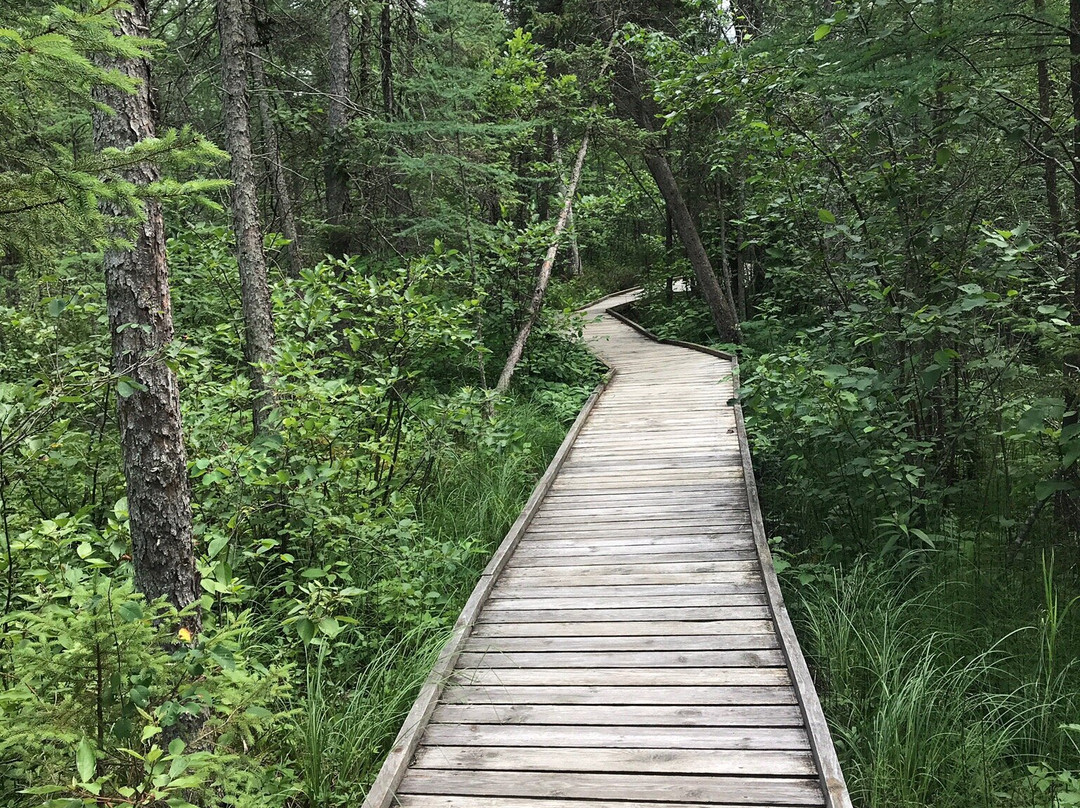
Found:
[567,204,583,276]
[218,0,276,433]
[1,243,18,307]
[643,147,741,343]
[613,56,741,343]
[380,1,394,118]
[1059,0,1080,537]
[92,0,199,635]
[552,129,582,276]
[493,131,591,400]
[1037,0,1064,258]
[244,0,302,275]
[325,0,351,256]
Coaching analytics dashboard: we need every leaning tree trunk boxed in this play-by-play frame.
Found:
[493,131,591,401]
[243,0,302,275]
[613,56,741,343]
[218,0,276,433]
[92,0,200,635]
[642,147,741,344]
[552,129,583,276]
[325,0,351,256]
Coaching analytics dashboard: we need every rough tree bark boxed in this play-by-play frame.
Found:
[92,0,200,634]
[493,131,591,400]
[325,0,351,256]
[243,0,302,275]
[218,0,276,433]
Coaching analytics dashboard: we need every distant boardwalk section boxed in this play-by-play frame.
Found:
[363,289,852,808]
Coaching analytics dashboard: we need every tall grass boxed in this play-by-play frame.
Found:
[797,559,1080,808]
[292,397,570,807]
[296,634,444,808]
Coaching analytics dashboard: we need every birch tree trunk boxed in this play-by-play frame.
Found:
[92,0,200,635]
[218,0,276,433]
[243,0,302,275]
[493,131,591,399]
[552,129,583,276]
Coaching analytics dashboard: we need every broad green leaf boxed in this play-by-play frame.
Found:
[76,737,95,782]
[296,617,315,644]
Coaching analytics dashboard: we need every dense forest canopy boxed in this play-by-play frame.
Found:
[1,0,1079,806]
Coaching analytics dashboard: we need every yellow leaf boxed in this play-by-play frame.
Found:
[177,627,193,643]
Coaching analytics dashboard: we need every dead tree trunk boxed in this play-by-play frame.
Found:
[92,0,200,635]
[325,0,351,256]
[493,131,591,400]
[218,0,277,433]
[244,0,302,274]
[552,129,583,276]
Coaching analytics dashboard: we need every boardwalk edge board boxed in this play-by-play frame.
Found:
[606,290,854,808]
[361,374,613,808]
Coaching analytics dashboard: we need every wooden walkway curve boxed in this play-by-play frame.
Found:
[364,290,851,808]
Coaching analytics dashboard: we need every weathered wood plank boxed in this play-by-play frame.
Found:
[462,633,779,653]
[502,560,760,577]
[510,548,757,565]
[478,605,772,622]
[430,703,802,727]
[454,649,786,669]
[470,619,774,637]
[486,587,764,600]
[448,667,792,687]
[396,797,795,808]
[440,684,797,706]
[418,723,810,750]
[411,746,816,776]
[397,771,824,805]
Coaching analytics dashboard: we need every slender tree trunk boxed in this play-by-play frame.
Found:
[1037,0,1064,257]
[493,131,591,400]
[359,11,372,104]
[218,0,276,433]
[1060,0,1080,537]
[567,204,582,276]
[244,0,302,275]
[325,0,351,256]
[613,57,741,343]
[643,148,741,343]
[552,129,583,276]
[92,0,199,635]
[380,1,394,118]
[1,243,18,307]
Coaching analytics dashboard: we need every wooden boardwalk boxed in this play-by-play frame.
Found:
[364,290,851,808]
